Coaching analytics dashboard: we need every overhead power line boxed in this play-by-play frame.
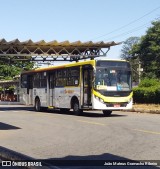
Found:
[90,6,160,41]
[104,16,160,41]
[104,22,151,41]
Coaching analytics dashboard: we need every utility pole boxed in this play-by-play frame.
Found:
[137,57,143,84]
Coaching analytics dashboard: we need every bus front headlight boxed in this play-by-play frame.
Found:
[128,98,132,104]
[100,98,104,103]
[95,96,104,104]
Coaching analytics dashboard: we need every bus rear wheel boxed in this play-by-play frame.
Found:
[35,98,41,112]
[73,101,83,116]
[103,110,112,116]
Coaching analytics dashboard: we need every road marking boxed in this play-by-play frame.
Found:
[132,129,160,135]
[77,120,106,126]
[36,113,107,126]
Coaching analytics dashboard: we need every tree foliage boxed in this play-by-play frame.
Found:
[0,59,34,80]
[120,37,140,60]
[120,37,140,82]
[131,20,160,78]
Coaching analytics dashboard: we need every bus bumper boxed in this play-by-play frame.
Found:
[92,95,133,110]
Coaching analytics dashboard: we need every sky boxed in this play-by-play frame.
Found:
[0,0,160,60]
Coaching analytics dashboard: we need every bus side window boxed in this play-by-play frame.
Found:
[21,75,28,88]
[49,74,55,88]
[56,69,67,87]
[33,73,40,88]
[67,67,80,86]
[28,75,33,89]
[40,72,47,88]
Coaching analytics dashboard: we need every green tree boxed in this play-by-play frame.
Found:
[0,59,34,80]
[120,37,140,60]
[131,20,160,78]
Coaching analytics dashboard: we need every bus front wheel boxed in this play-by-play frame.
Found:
[73,101,83,116]
[103,110,112,116]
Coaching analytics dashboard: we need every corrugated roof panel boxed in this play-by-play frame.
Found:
[70,41,82,46]
[0,39,7,44]
[96,41,105,45]
[46,40,58,46]
[21,39,34,45]
[59,41,70,46]
[34,40,46,45]
[0,39,121,47]
[83,41,94,46]
[8,39,20,45]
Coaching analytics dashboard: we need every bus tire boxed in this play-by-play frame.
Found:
[72,100,83,116]
[35,98,41,112]
[103,110,112,116]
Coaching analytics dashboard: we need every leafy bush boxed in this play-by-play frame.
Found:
[138,78,159,87]
[133,78,160,103]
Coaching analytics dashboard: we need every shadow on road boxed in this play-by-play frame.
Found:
[45,109,127,118]
[0,105,127,118]
[0,106,33,112]
[46,153,160,169]
[0,146,159,169]
[0,122,21,130]
[82,112,127,118]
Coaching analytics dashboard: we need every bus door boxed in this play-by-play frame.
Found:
[27,75,33,105]
[82,66,92,106]
[49,73,55,107]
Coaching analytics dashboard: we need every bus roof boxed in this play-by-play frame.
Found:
[21,59,129,75]
[22,60,96,74]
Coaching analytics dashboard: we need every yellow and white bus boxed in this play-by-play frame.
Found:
[20,59,132,116]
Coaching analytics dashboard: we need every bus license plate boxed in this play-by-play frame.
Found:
[114,104,120,107]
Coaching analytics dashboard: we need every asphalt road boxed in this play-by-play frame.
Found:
[0,105,160,169]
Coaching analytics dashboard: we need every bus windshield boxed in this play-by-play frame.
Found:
[94,67,131,91]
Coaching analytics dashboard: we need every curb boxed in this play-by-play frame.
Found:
[0,102,23,105]
[0,146,57,169]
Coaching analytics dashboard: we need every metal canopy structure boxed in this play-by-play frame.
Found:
[0,80,19,88]
[0,39,121,61]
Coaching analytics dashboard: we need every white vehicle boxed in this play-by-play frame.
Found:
[20,59,133,116]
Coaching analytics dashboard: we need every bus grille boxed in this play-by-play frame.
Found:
[106,102,128,107]
[97,91,131,97]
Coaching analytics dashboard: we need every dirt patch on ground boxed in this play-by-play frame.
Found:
[131,104,160,114]
[133,104,160,110]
